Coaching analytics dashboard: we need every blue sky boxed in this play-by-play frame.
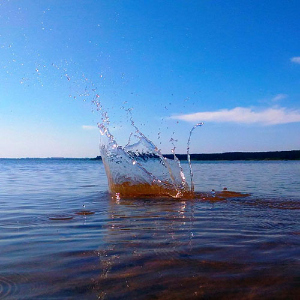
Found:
[1,0,300,158]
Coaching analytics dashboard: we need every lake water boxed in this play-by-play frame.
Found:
[0,159,299,299]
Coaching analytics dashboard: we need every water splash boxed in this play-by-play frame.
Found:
[187,123,204,193]
[47,63,202,199]
[99,121,192,198]
[87,84,205,198]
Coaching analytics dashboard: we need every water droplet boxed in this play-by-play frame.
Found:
[187,123,204,193]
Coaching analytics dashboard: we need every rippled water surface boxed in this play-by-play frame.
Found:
[0,159,299,299]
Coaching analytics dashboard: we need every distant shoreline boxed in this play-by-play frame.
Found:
[92,150,300,161]
[2,150,299,160]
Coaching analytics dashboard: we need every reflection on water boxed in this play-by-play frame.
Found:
[95,197,299,299]
[0,159,299,299]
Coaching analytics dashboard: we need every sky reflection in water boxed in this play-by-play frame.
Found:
[0,159,299,299]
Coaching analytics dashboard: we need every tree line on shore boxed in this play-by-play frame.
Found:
[92,150,300,161]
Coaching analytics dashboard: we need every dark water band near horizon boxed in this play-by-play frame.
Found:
[0,159,299,299]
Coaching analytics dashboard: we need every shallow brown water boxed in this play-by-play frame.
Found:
[0,159,299,299]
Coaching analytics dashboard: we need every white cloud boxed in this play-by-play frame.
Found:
[82,125,98,130]
[171,107,300,125]
[271,94,288,102]
[291,57,300,64]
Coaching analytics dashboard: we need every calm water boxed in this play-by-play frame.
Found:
[0,159,299,299]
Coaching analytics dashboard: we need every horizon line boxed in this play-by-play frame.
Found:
[1,149,299,159]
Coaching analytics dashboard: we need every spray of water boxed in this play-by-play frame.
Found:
[98,118,191,198]
[82,81,203,198]
[187,123,204,193]
[48,63,203,198]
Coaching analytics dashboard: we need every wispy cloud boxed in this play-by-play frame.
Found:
[291,57,300,64]
[82,125,98,130]
[171,107,300,125]
[271,94,288,102]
